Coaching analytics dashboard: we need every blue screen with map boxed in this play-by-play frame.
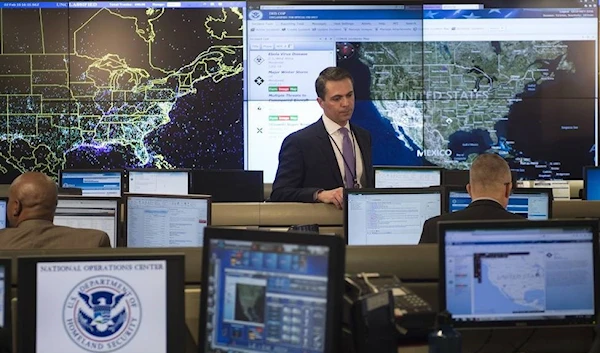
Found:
[246,0,598,182]
[203,238,330,353]
[443,224,596,325]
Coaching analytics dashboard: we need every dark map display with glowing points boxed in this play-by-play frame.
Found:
[0,4,244,182]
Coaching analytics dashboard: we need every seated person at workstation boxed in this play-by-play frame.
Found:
[419,153,524,244]
[0,172,111,249]
[270,67,374,208]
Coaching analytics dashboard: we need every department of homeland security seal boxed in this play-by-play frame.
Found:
[63,275,142,353]
[248,9,263,20]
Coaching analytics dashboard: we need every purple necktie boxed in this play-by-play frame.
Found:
[339,127,356,188]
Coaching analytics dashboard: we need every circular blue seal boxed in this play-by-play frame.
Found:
[248,9,263,20]
[62,275,142,353]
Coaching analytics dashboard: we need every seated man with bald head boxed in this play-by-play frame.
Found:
[0,172,111,249]
[419,153,524,244]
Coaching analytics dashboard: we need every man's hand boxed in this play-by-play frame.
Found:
[316,187,344,209]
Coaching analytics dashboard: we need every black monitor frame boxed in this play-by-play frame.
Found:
[0,258,11,352]
[58,169,125,198]
[441,169,470,187]
[199,227,345,353]
[125,168,191,194]
[438,218,599,328]
[123,193,212,247]
[373,165,444,188]
[189,169,264,202]
[55,196,123,248]
[17,253,185,353]
[583,166,600,200]
[344,187,444,245]
[443,186,554,218]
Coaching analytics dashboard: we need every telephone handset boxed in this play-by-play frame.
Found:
[342,273,436,353]
[349,273,433,315]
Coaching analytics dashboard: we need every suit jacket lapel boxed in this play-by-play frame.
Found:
[351,125,373,186]
[315,118,343,186]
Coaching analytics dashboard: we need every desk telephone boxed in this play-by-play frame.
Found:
[343,273,436,353]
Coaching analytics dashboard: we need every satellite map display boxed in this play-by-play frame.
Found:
[234,283,266,323]
[0,2,244,182]
[340,39,596,180]
[475,255,545,315]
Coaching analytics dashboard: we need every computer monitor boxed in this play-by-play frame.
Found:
[445,187,553,220]
[0,258,11,352]
[374,166,442,188]
[345,188,443,245]
[439,219,598,328]
[54,196,121,247]
[125,194,211,247]
[190,170,264,202]
[17,254,185,353]
[126,169,190,195]
[59,169,124,197]
[442,169,470,187]
[0,197,7,230]
[199,227,345,353]
[583,166,600,200]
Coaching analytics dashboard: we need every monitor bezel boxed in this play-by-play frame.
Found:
[58,169,125,198]
[344,187,444,245]
[198,227,345,353]
[443,186,554,219]
[438,218,599,329]
[583,166,600,200]
[189,169,264,202]
[0,258,11,352]
[16,253,185,353]
[373,165,444,188]
[123,193,212,247]
[55,195,123,248]
[125,168,191,194]
[441,169,470,187]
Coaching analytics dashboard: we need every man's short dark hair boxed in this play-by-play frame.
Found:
[315,66,354,99]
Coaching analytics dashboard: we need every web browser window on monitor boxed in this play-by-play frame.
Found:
[375,168,441,188]
[128,171,189,195]
[54,198,119,247]
[346,191,441,245]
[127,196,210,247]
[444,226,595,323]
[448,190,550,219]
[245,4,423,182]
[60,171,122,197]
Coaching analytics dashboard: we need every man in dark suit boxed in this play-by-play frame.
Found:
[0,172,111,249]
[419,153,524,243]
[270,67,374,208]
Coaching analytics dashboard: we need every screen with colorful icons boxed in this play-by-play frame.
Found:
[203,237,331,352]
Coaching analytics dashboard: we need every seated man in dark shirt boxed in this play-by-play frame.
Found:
[419,153,524,243]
